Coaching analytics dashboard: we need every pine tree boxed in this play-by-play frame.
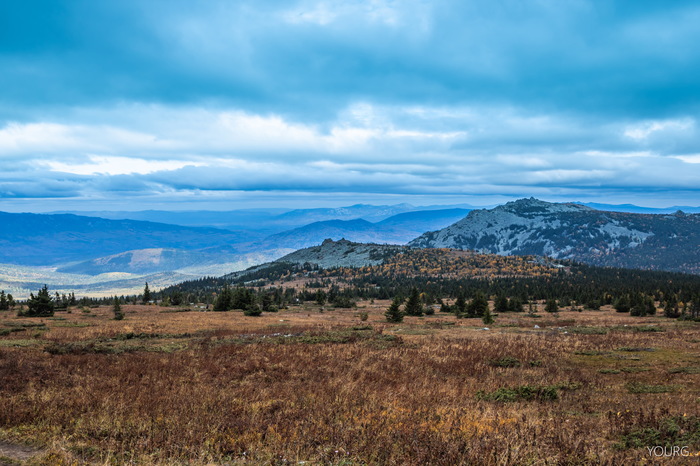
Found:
[385,296,404,323]
[664,295,680,318]
[213,284,232,312]
[143,282,152,304]
[646,297,657,316]
[545,299,559,313]
[508,298,524,313]
[614,295,631,313]
[404,287,423,316]
[26,285,55,317]
[112,296,124,320]
[482,305,494,325]
[467,291,489,317]
[315,290,327,306]
[454,293,467,318]
[0,291,8,311]
[243,302,262,316]
[494,295,509,313]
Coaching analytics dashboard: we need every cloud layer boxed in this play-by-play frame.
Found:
[2,1,700,210]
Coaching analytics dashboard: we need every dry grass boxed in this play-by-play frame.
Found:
[1,304,699,465]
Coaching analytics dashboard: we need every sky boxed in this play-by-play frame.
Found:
[2,0,700,212]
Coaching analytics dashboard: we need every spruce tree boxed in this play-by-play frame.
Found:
[494,295,509,313]
[213,284,232,312]
[26,285,55,317]
[0,291,8,311]
[404,287,423,316]
[508,298,524,313]
[385,296,404,323]
[664,295,680,318]
[143,282,152,304]
[467,291,489,317]
[545,299,559,313]
[454,293,467,318]
[112,296,124,320]
[482,305,494,325]
[315,290,327,306]
[614,295,631,313]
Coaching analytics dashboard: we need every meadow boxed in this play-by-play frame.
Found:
[1,301,699,465]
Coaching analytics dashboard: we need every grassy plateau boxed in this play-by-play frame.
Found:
[1,302,699,465]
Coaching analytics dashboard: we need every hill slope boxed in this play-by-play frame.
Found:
[408,198,700,274]
[0,212,248,266]
[259,208,471,250]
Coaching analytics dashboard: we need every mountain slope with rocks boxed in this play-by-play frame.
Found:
[408,198,700,274]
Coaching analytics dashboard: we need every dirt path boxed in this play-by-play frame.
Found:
[0,441,43,464]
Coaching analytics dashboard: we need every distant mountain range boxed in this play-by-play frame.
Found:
[3,198,699,298]
[409,198,700,274]
[0,206,473,296]
[54,203,477,234]
[258,208,470,250]
[0,212,250,266]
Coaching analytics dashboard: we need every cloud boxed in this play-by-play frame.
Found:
[2,1,700,208]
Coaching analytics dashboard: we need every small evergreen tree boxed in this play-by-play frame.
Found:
[545,299,559,313]
[112,296,124,320]
[508,297,523,313]
[143,282,152,304]
[482,305,494,325]
[213,284,232,312]
[0,291,8,311]
[404,287,423,316]
[494,295,509,313]
[385,296,404,323]
[243,303,262,316]
[467,291,489,317]
[614,295,631,313]
[454,293,467,318]
[315,290,327,306]
[25,285,55,317]
[664,295,680,318]
[645,297,657,316]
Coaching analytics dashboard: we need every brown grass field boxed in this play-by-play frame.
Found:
[1,302,699,465]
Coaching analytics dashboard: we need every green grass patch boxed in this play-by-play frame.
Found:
[619,366,651,373]
[489,356,521,368]
[52,322,93,328]
[632,325,665,333]
[598,369,621,374]
[568,327,609,335]
[668,366,700,374]
[616,415,700,449]
[574,350,610,356]
[159,308,195,313]
[0,339,42,347]
[626,382,680,394]
[616,347,655,352]
[2,322,47,329]
[476,384,560,402]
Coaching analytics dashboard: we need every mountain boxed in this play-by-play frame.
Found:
[0,212,249,266]
[408,198,700,274]
[51,209,288,237]
[580,202,700,214]
[55,203,479,233]
[56,247,289,276]
[275,238,406,269]
[258,208,471,250]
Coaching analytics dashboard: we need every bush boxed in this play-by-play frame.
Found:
[477,384,559,402]
[243,304,262,316]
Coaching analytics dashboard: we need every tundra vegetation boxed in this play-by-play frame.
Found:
[0,249,699,464]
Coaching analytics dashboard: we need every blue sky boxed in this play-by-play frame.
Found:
[2,0,700,211]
